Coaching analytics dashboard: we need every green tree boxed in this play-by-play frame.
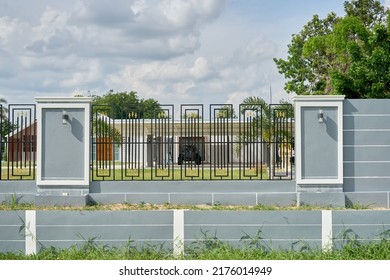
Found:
[92,90,162,119]
[234,97,293,157]
[274,0,389,98]
[215,105,237,119]
[0,98,12,160]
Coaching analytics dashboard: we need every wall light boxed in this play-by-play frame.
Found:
[318,109,324,123]
[62,110,69,125]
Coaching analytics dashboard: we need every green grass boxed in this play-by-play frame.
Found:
[1,236,390,260]
[91,166,271,180]
[1,162,278,180]
[0,199,377,211]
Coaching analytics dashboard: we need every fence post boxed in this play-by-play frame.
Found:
[292,95,345,207]
[35,97,91,206]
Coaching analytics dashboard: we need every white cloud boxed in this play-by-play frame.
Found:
[60,59,102,88]
[104,34,282,107]
[0,0,294,107]
[385,0,390,8]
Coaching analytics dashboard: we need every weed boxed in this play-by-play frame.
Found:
[240,229,270,251]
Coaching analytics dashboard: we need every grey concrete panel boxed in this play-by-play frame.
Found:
[0,241,25,253]
[301,107,338,179]
[184,225,320,240]
[0,181,36,192]
[344,162,390,177]
[170,194,212,205]
[345,193,388,208]
[333,210,390,224]
[257,193,297,207]
[344,99,390,115]
[184,240,322,251]
[37,226,172,241]
[41,108,85,180]
[90,180,296,193]
[0,211,25,225]
[38,240,172,251]
[0,227,25,240]
[344,146,390,162]
[36,211,173,226]
[344,178,390,192]
[333,225,389,240]
[344,130,390,145]
[88,193,127,204]
[344,115,390,130]
[185,211,321,225]
[0,194,35,204]
[0,181,36,204]
[35,195,88,207]
[213,194,257,205]
[298,193,345,207]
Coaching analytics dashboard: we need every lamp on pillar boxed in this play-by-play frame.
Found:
[62,110,69,125]
[318,109,324,123]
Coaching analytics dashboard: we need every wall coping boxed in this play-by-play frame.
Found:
[35,97,92,103]
[292,95,345,102]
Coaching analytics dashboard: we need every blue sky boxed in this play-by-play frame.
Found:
[0,0,388,109]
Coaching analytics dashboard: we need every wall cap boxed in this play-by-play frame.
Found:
[35,97,92,103]
[292,95,345,102]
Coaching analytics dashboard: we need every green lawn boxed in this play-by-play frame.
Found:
[91,166,272,180]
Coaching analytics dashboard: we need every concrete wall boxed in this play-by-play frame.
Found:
[343,99,390,206]
[301,107,339,179]
[41,108,85,180]
[89,180,297,206]
[0,211,25,253]
[1,210,390,254]
[35,211,173,250]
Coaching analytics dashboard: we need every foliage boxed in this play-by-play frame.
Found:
[215,105,237,119]
[92,90,162,119]
[274,0,389,98]
[234,97,293,157]
[0,98,16,159]
[181,112,202,119]
[91,118,122,143]
[2,229,390,260]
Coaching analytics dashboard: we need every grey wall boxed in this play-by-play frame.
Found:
[0,211,25,253]
[301,107,339,179]
[35,211,173,250]
[89,180,297,206]
[41,108,85,180]
[332,210,390,248]
[0,181,36,204]
[184,210,322,250]
[344,100,390,193]
[2,210,390,254]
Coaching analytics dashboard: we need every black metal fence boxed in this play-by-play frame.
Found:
[0,104,36,180]
[91,103,294,181]
[0,102,293,182]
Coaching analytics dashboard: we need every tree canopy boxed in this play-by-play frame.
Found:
[274,0,389,98]
[92,90,161,119]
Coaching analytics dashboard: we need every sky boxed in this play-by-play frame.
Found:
[0,0,389,110]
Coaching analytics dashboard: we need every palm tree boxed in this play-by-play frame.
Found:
[234,96,293,176]
[234,97,272,158]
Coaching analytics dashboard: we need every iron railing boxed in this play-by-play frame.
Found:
[91,103,294,181]
[0,104,36,180]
